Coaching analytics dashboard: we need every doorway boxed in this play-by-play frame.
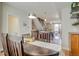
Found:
[8,15,20,33]
[52,23,61,45]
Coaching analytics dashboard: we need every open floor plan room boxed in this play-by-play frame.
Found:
[0,2,79,56]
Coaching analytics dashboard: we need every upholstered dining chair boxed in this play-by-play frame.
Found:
[6,34,24,56]
[0,33,9,56]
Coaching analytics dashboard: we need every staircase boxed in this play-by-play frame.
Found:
[32,17,45,31]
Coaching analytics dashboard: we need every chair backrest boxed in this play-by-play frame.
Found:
[0,33,9,56]
[6,34,24,56]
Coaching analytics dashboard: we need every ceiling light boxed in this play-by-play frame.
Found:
[44,19,46,21]
[28,13,37,19]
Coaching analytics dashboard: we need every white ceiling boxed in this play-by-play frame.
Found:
[5,2,71,21]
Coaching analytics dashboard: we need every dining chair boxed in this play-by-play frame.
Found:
[0,33,9,56]
[6,34,24,56]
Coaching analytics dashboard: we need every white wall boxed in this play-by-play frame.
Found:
[0,3,3,51]
[2,3,8,33]
[21,17,32,34]
[61,7,79,50]
[2,3,32,34]
[10,5,32,34]
[0,3,2,32]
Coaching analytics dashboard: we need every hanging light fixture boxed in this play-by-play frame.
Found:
[44,19,47,21]
[28,13,37,19]
[44,12,47,22]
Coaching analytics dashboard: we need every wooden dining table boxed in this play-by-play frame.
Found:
[23,42,59,56]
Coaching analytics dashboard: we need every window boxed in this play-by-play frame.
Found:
[54,23,61,33]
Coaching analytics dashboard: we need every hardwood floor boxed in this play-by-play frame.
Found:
[62,49,71,56]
